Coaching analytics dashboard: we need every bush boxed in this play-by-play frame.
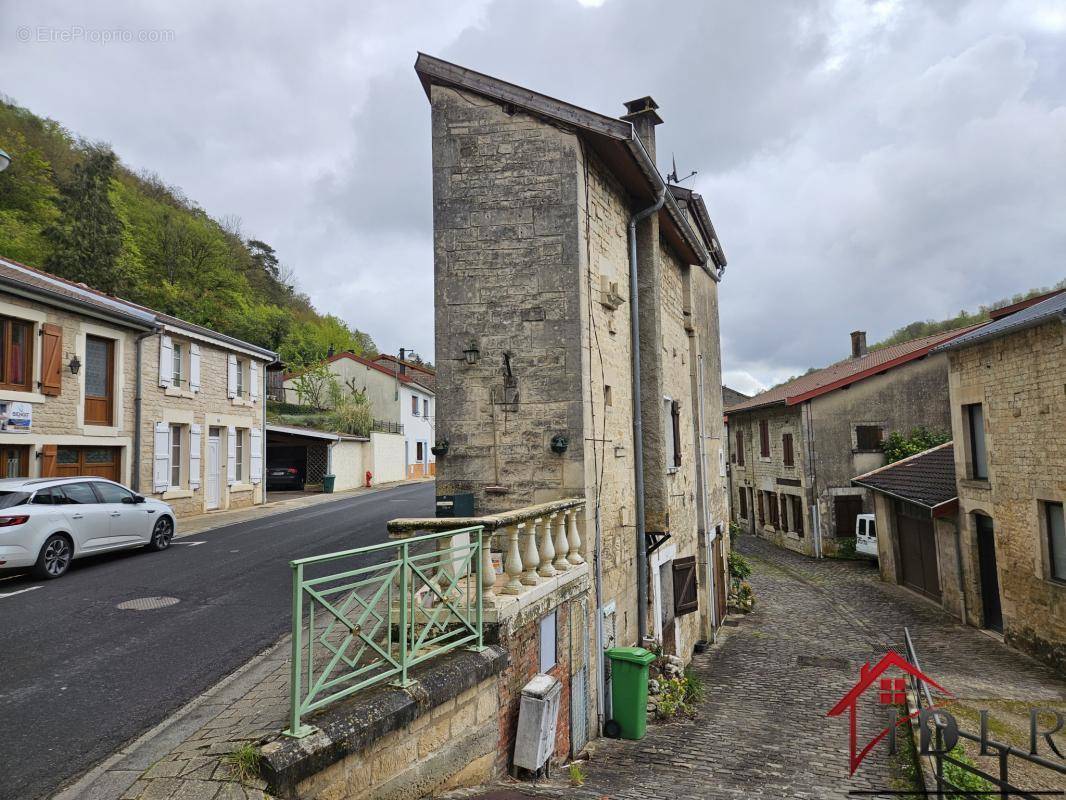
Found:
[327,400,373,438]
[881,426,951,464]
[943,745,994,798]
[728,551,752,582]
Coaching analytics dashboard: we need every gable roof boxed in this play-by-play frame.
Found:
[373,354,436,390]
[722,386,750,408]
[414,53,725,276]
[0,255,276,359]
[934,290,1066,353]
[725,326,985,415]
[852,442,957,513]
[286,351,435,394]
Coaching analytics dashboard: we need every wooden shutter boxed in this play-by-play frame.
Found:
[227,354,238,399]
[189,344,201,393]
[158,335,173,388]
[672,556,698,616]
[736,430,744,466]
[40,444,57,477]
[769,494,779,528]
[757,491,765,525]
[250,426,263,484]
[792,496,805,536]
[738,490,747,520]
[780,494,789,531]
[759,420,770,457]
[671,400,682,467]
[153,422,170,492]
[783,433,794,467]
[249,361,260,401]
[189,424,202,489]
[39,323,63,396]
[227,425,237,484]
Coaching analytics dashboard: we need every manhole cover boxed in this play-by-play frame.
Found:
[117,596,180,611]
[796,654,849,671]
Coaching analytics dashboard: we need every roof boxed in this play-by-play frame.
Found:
[265,423,365,442]
[373,354,436,390]
[725,326,985,414]
[852,442,957,512]
[414,53,725,277]
[989,288,1066,320]
[722,386,750,408]
[934,290,1066,353]
[0,255,276,359]
[285,351,435,394]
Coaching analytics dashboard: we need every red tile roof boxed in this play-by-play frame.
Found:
[725,325,986,414]
[284,351,435,392]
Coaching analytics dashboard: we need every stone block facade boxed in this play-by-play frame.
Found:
[948,319,1066,672]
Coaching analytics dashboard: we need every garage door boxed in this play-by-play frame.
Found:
[42,445,121,481]
[896,500,941,601]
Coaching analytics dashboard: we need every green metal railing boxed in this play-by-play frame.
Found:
[285,526,486,737]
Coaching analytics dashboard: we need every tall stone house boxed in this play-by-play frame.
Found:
[934,290,1065,672]
[418,52,730,686]
[0,255,274,516]
[725,328,974,556]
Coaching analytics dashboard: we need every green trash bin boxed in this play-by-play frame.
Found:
[605,646,656,740]
[322,474,336,494]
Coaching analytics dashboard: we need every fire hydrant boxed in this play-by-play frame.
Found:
[365,470,373,487]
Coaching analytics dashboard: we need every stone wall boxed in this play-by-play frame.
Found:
[948,320,1066,672]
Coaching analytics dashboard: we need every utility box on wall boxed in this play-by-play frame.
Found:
[436,493,474,518]
[512,674,562,776]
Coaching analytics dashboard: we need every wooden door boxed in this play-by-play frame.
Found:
[47,446,120,481]
[83,336,114,426]
[712,534,727,626]
[834,495,864,538]
[896,500,941,600]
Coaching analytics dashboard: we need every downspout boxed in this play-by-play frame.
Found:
[803,401,823,558]
[261,361,269,505]
[131,328,158,493]
[629,188,666,643]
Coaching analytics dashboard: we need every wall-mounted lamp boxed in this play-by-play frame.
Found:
[68,355,82,375]
[462,342,480,366]
[550,434,569,454]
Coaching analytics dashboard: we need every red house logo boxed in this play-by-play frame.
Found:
[827,650,951,775]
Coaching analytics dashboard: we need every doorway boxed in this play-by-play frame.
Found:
[896,500,941,601]
[975,514,1003,632]
[206,428,221,511]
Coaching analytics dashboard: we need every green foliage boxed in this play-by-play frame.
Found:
[942,744,994,798]
[682,668,705,704]
[567,761,587,787]
[728,551,752,583]
[221,743,261,784]
[882,426,951,464]
[327,393,374,438]
[835,537,858,559]
[655,673,703,720]
[0,96,377,360]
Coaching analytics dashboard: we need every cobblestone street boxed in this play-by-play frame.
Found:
[489,534,1066,800]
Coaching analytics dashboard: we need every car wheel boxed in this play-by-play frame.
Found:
[33,534,72,580]
[147,516,174,552]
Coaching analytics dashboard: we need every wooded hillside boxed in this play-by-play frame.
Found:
[0,96,375,365]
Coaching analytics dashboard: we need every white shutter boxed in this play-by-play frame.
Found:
[159,336,173,388]
[250,426,263,484]
[189,424,202,489]
[153,421,170,492]
[249,361,260,401]
[227,354,238,399]
[227,425,237,485]
[190,344,201,394]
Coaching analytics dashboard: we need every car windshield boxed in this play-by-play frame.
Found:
[0,491,30,509]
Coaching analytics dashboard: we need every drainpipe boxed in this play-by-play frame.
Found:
[131,328,159,493]
[629,188,666,643]
[261,362,268,505]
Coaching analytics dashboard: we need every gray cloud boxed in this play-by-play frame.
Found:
[1,0,1063,388]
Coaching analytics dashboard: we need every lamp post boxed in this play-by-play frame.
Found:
[0,149,11,173]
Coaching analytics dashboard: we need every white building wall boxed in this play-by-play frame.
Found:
[369,431,405,484]
[399,384,435,479]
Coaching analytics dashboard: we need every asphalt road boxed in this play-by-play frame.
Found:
[0,481,435,800]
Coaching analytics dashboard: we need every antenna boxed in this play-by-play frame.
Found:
[666,152,697,185]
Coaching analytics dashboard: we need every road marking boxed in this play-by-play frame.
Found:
[176,541,205,547]
[0,586,41,599]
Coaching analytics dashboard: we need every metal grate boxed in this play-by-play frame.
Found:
[117,596,180,611]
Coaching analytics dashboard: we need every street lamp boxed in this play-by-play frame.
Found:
[0,149,10,173]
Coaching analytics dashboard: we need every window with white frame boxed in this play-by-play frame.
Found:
[423,398,429,418]
[411,395,419,416]
[235,429,245,482]
[170,424,183,487]
[172,343,184,387]
[235,358,245,398]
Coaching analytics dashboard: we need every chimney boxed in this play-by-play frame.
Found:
[621,96,663,164]
[851,331,867,359]
[397,348,407,376]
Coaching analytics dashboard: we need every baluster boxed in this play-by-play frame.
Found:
[537,516,556,578]
[500,524,524,595]
[480,528,496,603]
[566,508,585,565]
[520,519,540,585]
[552,512,570,572]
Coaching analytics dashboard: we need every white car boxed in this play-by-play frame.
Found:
[856,513,878,559]
[0,477,176,580]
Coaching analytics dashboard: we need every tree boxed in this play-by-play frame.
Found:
[44,144,125,294]
[881,426,951,464]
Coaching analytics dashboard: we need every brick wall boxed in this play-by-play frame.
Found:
[949,320,1066,672]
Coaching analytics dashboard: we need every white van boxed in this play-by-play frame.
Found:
[855,513,878,558]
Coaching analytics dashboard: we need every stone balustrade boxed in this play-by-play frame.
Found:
[387,498,587,608]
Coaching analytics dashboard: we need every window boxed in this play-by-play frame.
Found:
[0,315,33,391]
[235,429,245,482]
[84,335,114,426]
[235,359,245,398]
[411,395,419,415]
[966,404,988,480]
[664,398,681,469]
[768,493,779,528]
[1044,502,1066,583]
[61,482,99,504]
[170,424,182,487]
[539,610,557,672]
[780,494,789,531]
[735,430,744,466]
[172,343,183,387]
[757,491,765,526]
[759,420,770,458]
[791,495,804,537]
[856,425,883,451]
[738,489,748,520]
[782,433,794,467]
[2,445,28,478]
[415,441,425,462]
[91,481,133,504]
[423,398,429,417]
[604,385,612,406]
[672,556,699,616]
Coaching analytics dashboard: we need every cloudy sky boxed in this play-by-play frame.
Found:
[1,0,1064,393]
